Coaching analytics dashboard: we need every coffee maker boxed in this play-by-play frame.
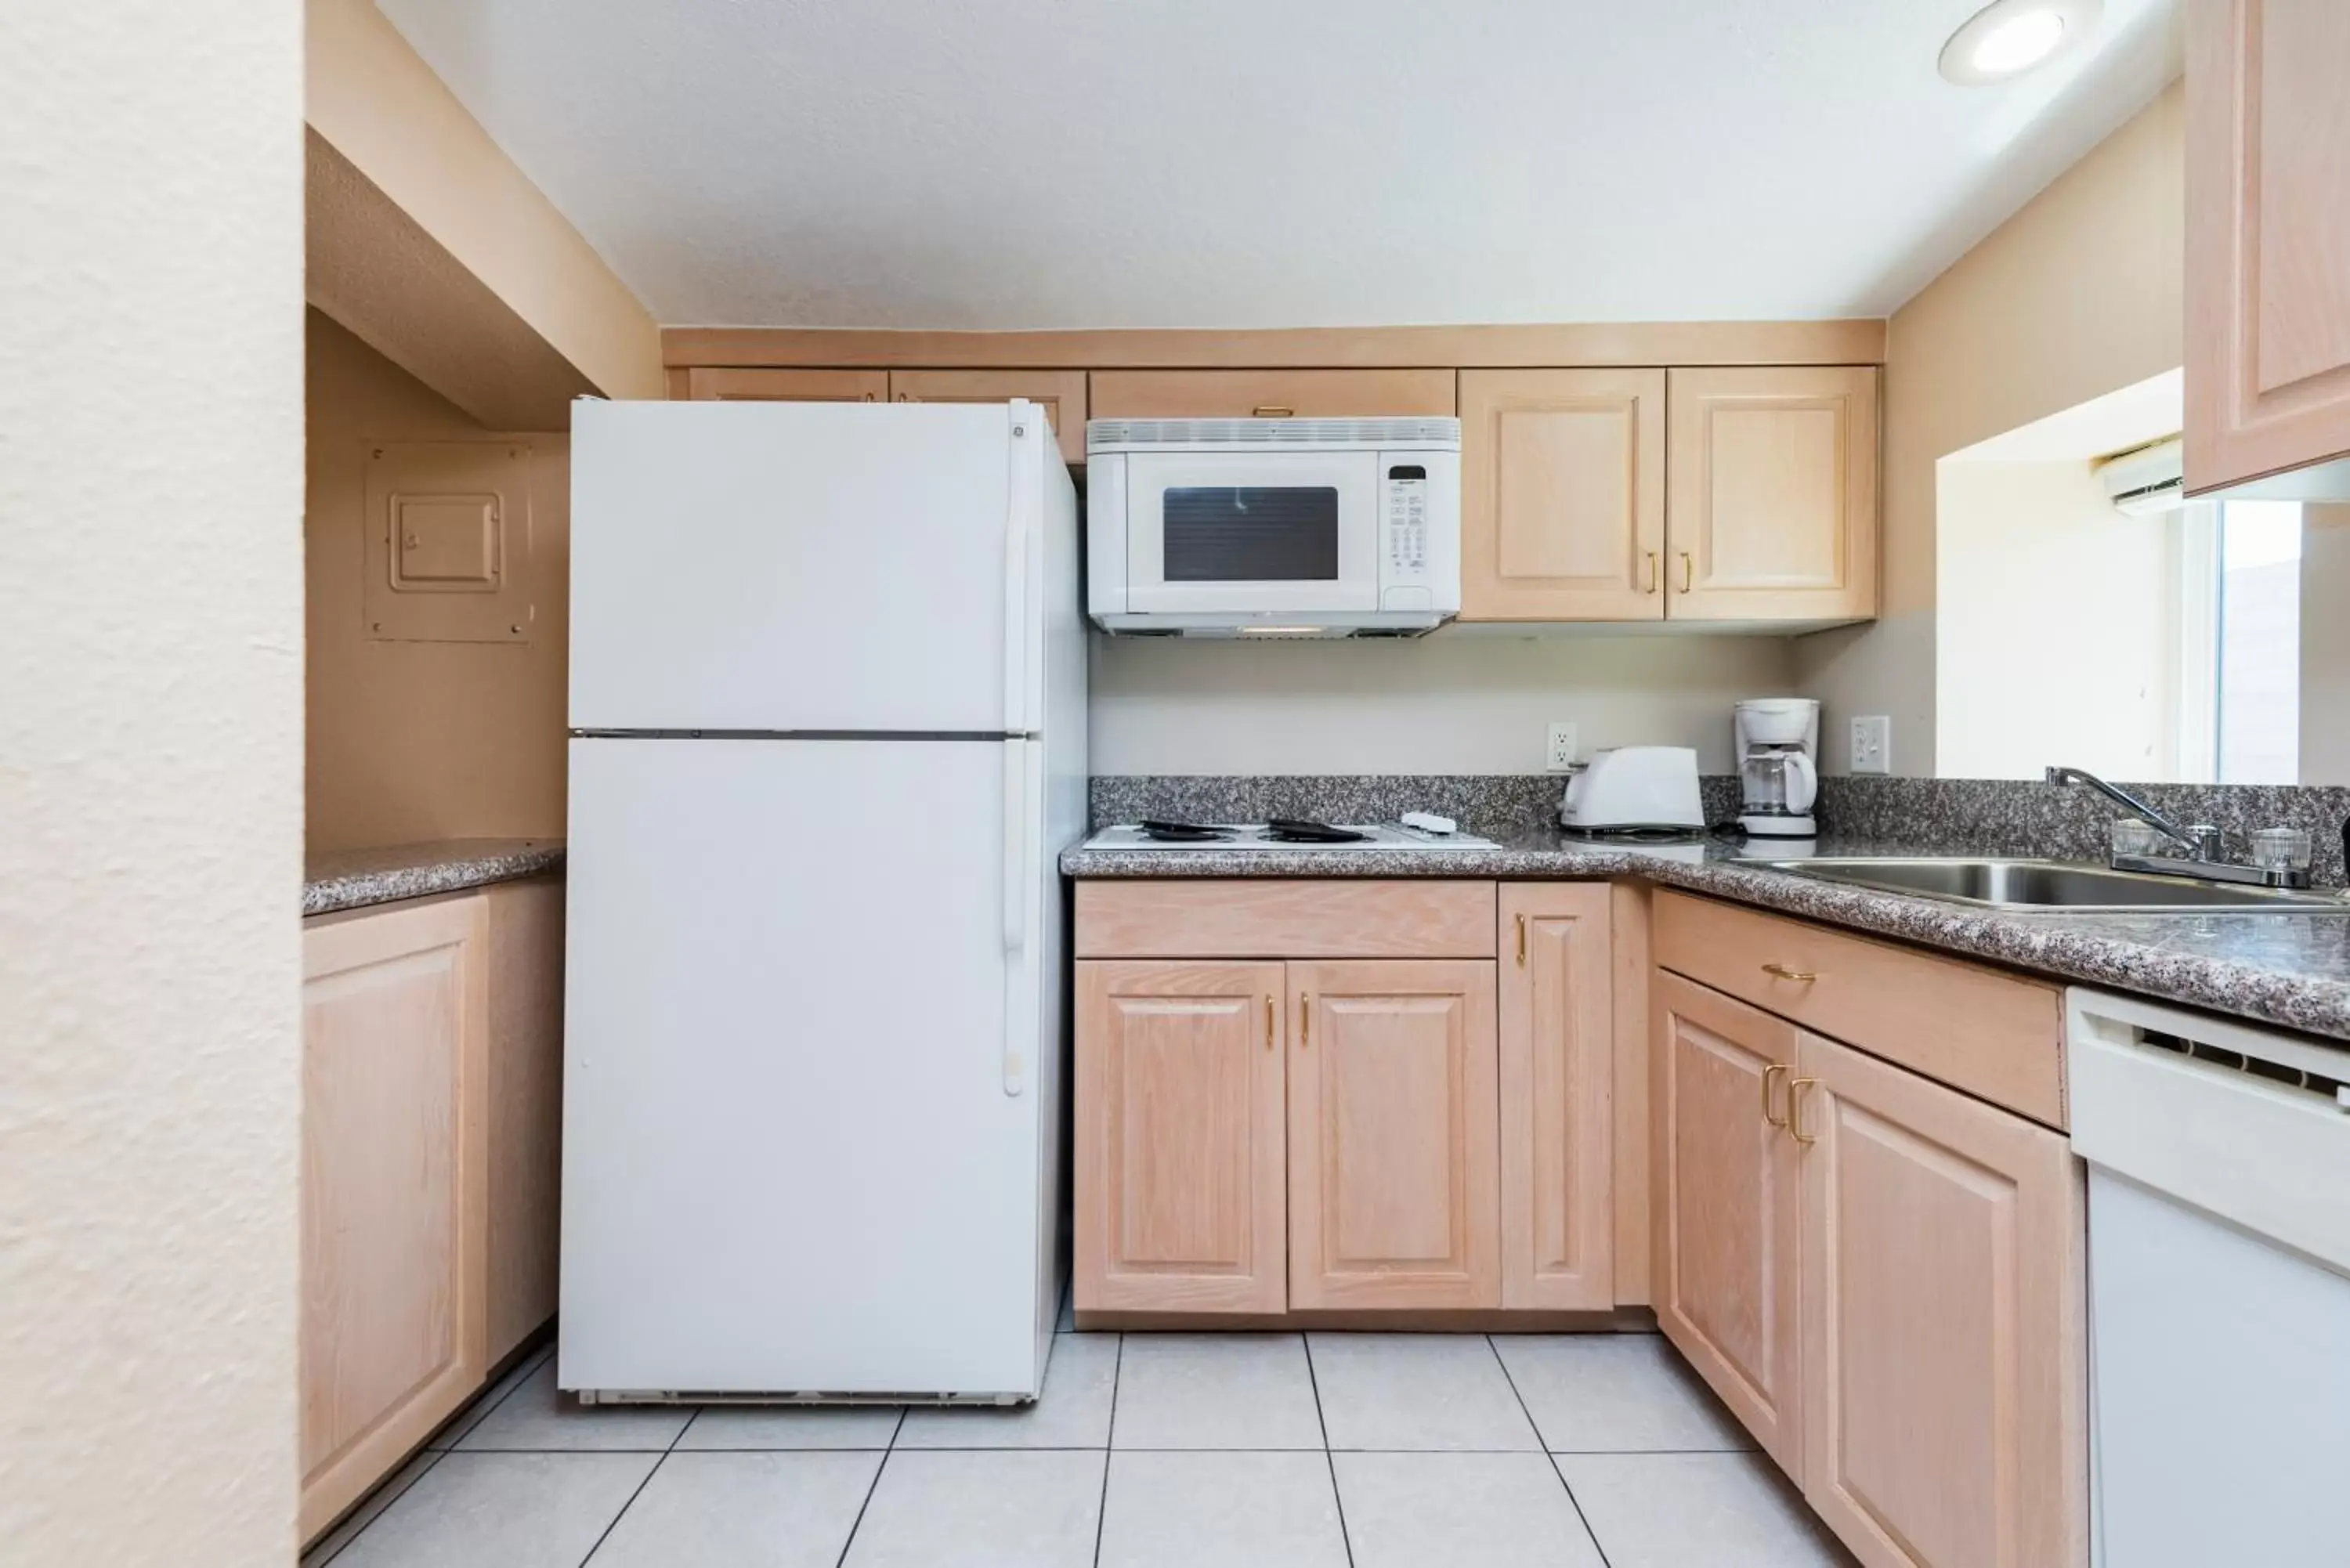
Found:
[1735,698,1820,839]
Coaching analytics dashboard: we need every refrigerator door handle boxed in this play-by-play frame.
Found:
[1002,742,1028,956]
[1001,409,1035,735]
[1001,742,1029,1098]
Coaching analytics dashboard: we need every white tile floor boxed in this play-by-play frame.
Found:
[306,1319,1856,1568]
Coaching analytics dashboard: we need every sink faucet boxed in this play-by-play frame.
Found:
[2044,766,2225,860]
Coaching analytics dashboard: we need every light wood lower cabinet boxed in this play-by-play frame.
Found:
[1653,970,1806,1474]
[1499,884,1616,1309]
[300,894,490,1541]
[1656,963,2087,1568]
[1074,959,1289,1314]
[300,880,567,1544]
[1798,1030,2084,1568]
[1288,960,1500,1310]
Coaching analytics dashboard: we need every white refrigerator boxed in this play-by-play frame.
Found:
[559,398,1085,1404]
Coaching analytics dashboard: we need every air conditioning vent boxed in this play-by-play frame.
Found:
[1088,417,1460,451]
[2096,435,2186,517]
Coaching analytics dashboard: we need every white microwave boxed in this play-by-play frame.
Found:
[1085,417,1462,637]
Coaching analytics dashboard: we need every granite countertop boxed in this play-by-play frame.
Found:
[1061,828,2350,1042]
[305,838,566,918]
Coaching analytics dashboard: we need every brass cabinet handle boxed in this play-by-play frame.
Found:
[1761,962,1817,983]
[1642,551,1659,594]
[1253,405,1295,418]
[1762,1062,1789,1129]
[1515,912,1527,966]
[1679,551,1694,593]
[1264,995,1274,1051]
[1788,1076,1819,1146]
[1300,994,1311,1047]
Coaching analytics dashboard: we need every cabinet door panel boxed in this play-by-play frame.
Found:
[1460,369,1666,621]
[683,368,886,402]
[301,895,488,1540]
[1289,960,1500,1310]
[1666,367,1877,622]
[890,370,1088,467]
[1499,885,1615,1309]
[1090,368,1455,420]
[1652,970,1803,1475]
[1799,1031,2084,1568]
[1075,959,1287,1313]
[2187,0,2350,490]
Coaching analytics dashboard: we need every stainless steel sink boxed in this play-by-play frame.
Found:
[1760,857,2350,912]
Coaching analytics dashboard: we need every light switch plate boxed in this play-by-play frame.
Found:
[1545,722,1579,772]
[1851,715,1891,774]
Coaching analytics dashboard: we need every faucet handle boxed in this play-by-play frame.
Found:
[2187,824,2225,861]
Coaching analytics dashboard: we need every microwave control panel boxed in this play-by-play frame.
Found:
[1384,464,1429,580]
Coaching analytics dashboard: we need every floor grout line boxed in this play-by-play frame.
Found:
[1486,1334,1615,1568]
[1091,1334,1123,1568]
[303,1447,448,1568]
[1300,1335,1358,1568]
[829,1404,905,1568]
[577,1393,696,1568]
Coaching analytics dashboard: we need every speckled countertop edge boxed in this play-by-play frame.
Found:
[1061,831,2350,1043]
[305,839,566,918]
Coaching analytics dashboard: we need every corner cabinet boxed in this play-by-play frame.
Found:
[1667,367,1878,623]
[1072,880,1622,1323]
[1652,891,2086,1568]
[2186,0,2350,493]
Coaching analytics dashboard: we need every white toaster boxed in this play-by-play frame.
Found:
[1560,746,1705,832]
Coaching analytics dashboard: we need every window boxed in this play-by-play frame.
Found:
[2178,500,2301,784]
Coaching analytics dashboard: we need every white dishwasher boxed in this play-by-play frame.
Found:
[2067,988,2350,1568]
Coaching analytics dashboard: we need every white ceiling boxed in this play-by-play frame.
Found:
[378,0,2181,331]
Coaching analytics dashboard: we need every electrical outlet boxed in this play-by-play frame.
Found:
[1851,715,1892,775]
[1545,721,1579,772]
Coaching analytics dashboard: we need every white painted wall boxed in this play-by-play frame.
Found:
[1089,633,1794,775]
[0,3,304,1562]
[1936,460,2183,781]
[2300,504,2350,786]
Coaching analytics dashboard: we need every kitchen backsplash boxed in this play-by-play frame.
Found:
[1087,774,2350,887]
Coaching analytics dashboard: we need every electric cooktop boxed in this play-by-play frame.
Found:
[1081,818,1501,853]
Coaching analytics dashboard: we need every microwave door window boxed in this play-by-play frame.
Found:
[1162,487,1339,581]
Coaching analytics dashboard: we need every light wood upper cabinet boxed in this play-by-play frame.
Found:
[1074,959,1289,1314]
[1797,1030,2084,1568]
[891,369,1089,467]
[1653,970,1805,1476]
[1288,959,1501,1310]
[1460,369,1666,620]
[1498,884,1616,1309]
[300,895,489,1541]
[2186,0,2350,493]
[1667,367,1878,623]
[682,367,887,402]
[1090,368,1455,420]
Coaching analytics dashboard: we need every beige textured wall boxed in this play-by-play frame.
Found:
[2300,504,2350,784]
[307,311,571,851]
[1798,81,2186,775]
[306,0,662,402]
[0,2,304,1562]
[1090,633,1797,775]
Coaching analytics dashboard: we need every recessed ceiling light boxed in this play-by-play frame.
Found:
[1938,0,2102,85]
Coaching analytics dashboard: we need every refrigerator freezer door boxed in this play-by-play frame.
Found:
[570,399,1032,734]
[559,735,1047,1398]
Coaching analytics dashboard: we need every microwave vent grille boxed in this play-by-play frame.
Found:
[1087,417,1460,450]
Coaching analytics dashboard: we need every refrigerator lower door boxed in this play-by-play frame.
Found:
[560,735,1047,1399]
